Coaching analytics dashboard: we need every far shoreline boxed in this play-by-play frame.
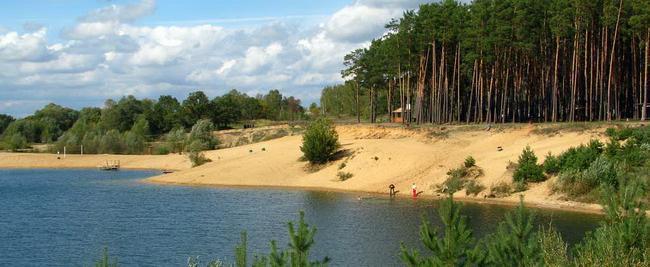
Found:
[0,123,619,216]
[0,164,606,215]
[144,178,606,215]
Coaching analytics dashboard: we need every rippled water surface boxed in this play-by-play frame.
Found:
[0,169,603,266]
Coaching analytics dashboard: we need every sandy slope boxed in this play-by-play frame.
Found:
[147,124,607,213]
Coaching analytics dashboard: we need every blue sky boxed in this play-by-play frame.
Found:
[1,1,349,33]
[0,0,425,117]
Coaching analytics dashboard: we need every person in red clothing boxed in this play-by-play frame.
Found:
[411,183,417,198]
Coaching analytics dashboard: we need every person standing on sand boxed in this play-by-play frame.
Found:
[412,183,417,198]
[389,184,395,197]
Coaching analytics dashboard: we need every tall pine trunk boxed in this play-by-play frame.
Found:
[641,28,650,121]
[553,36,560,122]
[607,0,623,121]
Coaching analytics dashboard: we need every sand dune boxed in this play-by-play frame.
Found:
[148,124,607,213]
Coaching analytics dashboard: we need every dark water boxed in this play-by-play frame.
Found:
[0,169,602,266]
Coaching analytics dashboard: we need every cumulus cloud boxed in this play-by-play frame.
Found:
[0,0,423,117]
[0,28,53,62]
[81,0,155,23]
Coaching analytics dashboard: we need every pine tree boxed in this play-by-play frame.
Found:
[400,195,477,266]
[330,0,648,125]
[513,146,545,183]
[482,197,542,266]
[573,179,649,265]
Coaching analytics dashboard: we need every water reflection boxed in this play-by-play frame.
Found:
[0,169,602,266]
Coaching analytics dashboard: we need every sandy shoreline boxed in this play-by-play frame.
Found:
[0,153,191,171]
[0,124,615,215]
[144,179,605,215]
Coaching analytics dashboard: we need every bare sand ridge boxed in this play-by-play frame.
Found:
[148,124,608,213]
[0,124,613,213]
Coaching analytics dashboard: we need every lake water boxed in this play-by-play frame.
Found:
[0,169,602,266]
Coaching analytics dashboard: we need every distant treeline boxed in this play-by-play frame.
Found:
[330,0,650,124]
[0,89,308,153]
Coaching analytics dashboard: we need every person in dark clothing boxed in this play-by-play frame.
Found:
[389,184,395,197]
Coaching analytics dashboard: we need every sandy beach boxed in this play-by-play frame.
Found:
[0,124,612,214]
[0,153,191,170]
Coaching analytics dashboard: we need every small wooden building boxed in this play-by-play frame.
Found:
[391,107,408,123]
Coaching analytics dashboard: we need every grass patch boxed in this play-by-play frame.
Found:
[436,156,484,194]
[530,121,633,136]
[337,172,353,181]
[548,124,650,202]
[189,151,212,167]
[261,129,289,141]
[427,129,449,139]
[338,162,346,170]
[465,180,485,196]
[152,143,171,155]
[488,182,512,198]
[512,181,528,193]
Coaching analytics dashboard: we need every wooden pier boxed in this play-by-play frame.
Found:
[98,160,120,171]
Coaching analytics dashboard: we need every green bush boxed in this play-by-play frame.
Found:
[186,119,218,151]
[441,174,466,194]
[580,156,618,188]
[557,140,603,172]
[338,162,346,169]
[539,227,570,266]
[189,151,211,167]
[100,130,125,154]
[300,117,340,164]
[337,171,353,181]
[165,128,186,153]
[153,144,171,155]
[465,180,485,196]
[573,182,649,265]
[82,131,101,154]
[464,156,476,168]
[512,180,528,192]
[513,146,545,183]
[123,131,145,154]
[556,156,620,200]
[6,133,28,151]
[542,152,561,175]
[489,182,512,198]
[438,159,485,194]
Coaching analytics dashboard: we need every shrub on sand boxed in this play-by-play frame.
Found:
[465,180,485,196]
[464,156,476,168]
[300,117,340,164]
[513,146,545,183]
[189,151,211,167]
[337,172,353,181]
[489,182,512,198]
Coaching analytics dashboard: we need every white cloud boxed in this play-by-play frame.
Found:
[81,0,155,23]
[325,4,393,43]
[0,28,53,62]
[0,0,423,117]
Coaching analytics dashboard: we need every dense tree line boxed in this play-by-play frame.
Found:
[0,89,307,152]
[0,114,15,135]
[336,0,650,124]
